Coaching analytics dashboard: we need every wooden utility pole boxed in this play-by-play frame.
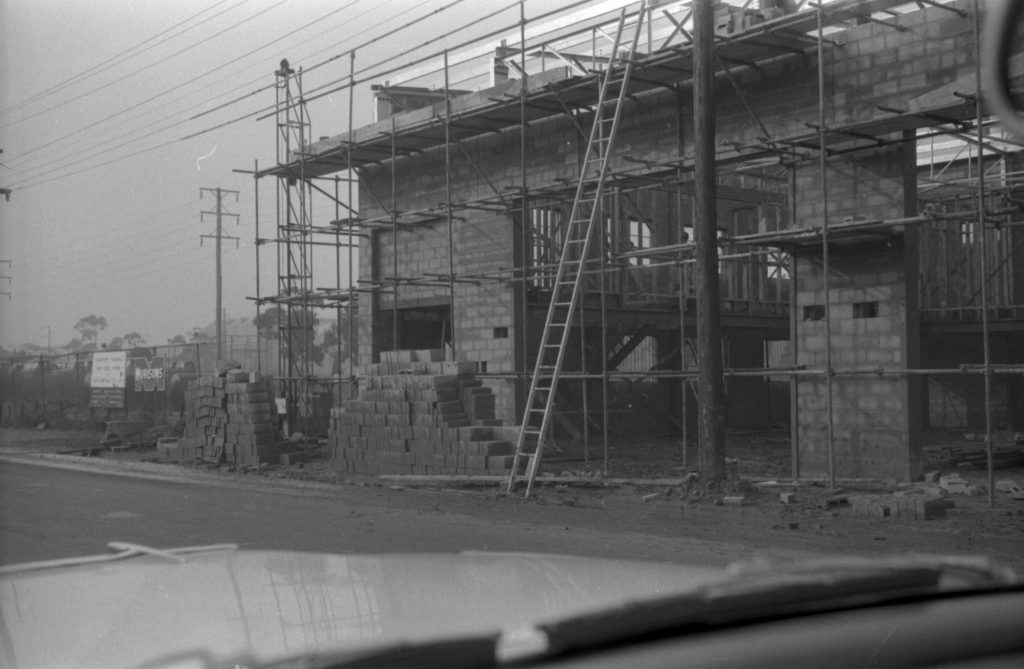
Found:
[693,0,726,483]
[201,187,240,362]
[0,260,10,300]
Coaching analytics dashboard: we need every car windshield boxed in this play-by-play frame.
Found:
[3,1,1024,668]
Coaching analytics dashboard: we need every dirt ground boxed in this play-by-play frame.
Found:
[2,426,1023,573]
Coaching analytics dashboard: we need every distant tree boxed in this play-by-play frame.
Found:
[167,334,188,345]
[122,332,146,348]
[11,342,43,357]
[322,312,357,374]
[253,306,283,340]
[73,315,108,347]
[191,328,213,343]
[254,305,324,365]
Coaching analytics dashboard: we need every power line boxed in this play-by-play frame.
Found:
[4,0,569,192]
[183,0,504,141]
[183,0,593,141]
[300,0,597,106]
[0,0,254,126]
[3,0,388,187]
[3,0,290,165]
[186,0,415,124]
[10,201,197,266]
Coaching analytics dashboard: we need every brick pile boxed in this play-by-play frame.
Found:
[179,371,279,465]
[329,350,523,476]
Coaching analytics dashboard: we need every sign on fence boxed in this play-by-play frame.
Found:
[91,351,127,388]
[91,351,127,408]
[91,387,124,408]
[129,357,165,392]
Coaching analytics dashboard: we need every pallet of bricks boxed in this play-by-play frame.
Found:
[328,349,519,477]
[181,370,279,465]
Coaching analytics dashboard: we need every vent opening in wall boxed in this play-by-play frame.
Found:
[802,305,825,321]
[493,326,509,339]
[853,301,879,318]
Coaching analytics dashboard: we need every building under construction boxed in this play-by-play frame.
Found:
[253,0,1024,489]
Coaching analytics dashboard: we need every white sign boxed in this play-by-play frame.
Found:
[91,351,127,388]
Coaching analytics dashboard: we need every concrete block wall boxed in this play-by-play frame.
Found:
[794,244,920,480]
[612,1,978,177]
[793,144,908,228]
[347,0,986,460]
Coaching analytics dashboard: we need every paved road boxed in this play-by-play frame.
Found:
[0,458,763,567]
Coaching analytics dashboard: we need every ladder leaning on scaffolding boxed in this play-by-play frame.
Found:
[507,3,647,497]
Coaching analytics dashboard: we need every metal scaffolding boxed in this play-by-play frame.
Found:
[251,0,1023,486]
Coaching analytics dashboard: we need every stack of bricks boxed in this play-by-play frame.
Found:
[180,371,279,465]
[223,372,279,466]
[329,350,521,476]
[182,376,227,462]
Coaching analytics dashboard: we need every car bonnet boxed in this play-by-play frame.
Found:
[0,549,724,668]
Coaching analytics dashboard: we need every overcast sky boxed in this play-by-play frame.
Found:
[1,0,603,351]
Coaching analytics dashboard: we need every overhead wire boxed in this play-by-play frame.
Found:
[183,0,596,140]
[6,0,596,192]
[10,200,199,267]
[183,0,523,140]
[4,0,413,191]
[3,0,291,166]
[5,0,406,181]
[2,1,570,343]
[0,0,254,126]
[186,0,428,124]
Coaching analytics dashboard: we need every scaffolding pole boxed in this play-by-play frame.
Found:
[391,117,399,350]
[275,60,316,432]
[348,50,357,398]
[973,0,995,506]
[518,0,530,437]
[816,3,837,490]
[254,159,262,376]
[445,50,457,358]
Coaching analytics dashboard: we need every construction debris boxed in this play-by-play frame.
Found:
[928,437,1024,469]
[939,474,985,497]
[995,480,1024,500]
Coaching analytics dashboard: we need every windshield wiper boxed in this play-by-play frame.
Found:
[497,555,1019,663]
[0,542,237,575]
[258,636,498,669]
[153,556,1016,669]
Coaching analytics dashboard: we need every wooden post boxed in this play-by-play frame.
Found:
[693,0,726,483]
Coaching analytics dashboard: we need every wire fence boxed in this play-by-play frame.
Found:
[0,340,274,428]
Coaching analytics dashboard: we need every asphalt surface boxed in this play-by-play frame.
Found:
[4,429,1022,574]
[0,457,766,567]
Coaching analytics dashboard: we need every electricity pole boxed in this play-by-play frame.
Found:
[1,148,10,201]
[201,187,240,362]
[0,260,10,300]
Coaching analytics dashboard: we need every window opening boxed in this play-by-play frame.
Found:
[628,218,653,266]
